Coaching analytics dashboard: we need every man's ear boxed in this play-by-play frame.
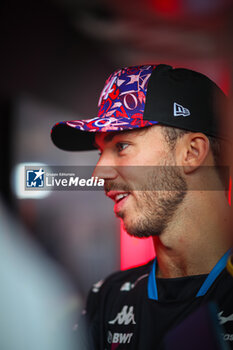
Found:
[175,133,210,174]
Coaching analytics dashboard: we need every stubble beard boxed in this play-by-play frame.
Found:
[117,165,187,238]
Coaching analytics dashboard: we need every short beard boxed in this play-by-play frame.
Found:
[119,166,187,238]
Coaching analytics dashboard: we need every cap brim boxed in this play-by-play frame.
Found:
[51,122,96,151]
[51,118,158,151]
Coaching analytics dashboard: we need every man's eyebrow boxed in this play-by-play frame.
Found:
[93,132,118,149]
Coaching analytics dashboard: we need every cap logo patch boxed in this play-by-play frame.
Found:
[173,102,190,117]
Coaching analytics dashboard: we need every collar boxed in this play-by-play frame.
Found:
[148,249,232,300]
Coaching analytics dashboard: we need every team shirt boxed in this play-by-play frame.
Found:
[83,251,233,349]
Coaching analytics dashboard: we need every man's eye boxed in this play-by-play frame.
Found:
[116,142,129,152]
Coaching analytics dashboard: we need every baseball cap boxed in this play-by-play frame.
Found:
[51,64,227,151]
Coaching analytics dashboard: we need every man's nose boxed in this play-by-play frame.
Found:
[92,155,118,180]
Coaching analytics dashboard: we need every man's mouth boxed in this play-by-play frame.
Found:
[115,193,130,203]
[106,191,130,203]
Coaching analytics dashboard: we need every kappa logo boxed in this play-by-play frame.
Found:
[218,311,233,325]
[173,102,190,117]
[109,305,136,325]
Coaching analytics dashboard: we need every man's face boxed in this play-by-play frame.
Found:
[94,126,187,237]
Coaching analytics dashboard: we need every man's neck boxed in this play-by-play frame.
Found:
[153,191,231,279]
[154,238,230,278]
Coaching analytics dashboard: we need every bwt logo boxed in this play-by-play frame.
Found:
[26,168,45,188]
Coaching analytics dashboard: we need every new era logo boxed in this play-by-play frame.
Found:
[173,102,190,117]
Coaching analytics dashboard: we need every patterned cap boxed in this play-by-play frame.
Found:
[51,64,227,151]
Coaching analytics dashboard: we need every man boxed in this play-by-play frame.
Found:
[51,64,233,349]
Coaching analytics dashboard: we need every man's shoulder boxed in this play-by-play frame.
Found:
[89,259,154,296]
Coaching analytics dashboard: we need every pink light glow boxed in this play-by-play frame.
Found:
[120,223,155,270]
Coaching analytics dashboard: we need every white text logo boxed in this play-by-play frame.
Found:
[109,305,136,325]
[218,311,233,325]
[107,331,133,344]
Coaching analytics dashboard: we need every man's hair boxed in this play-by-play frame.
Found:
[161,126,229,190]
